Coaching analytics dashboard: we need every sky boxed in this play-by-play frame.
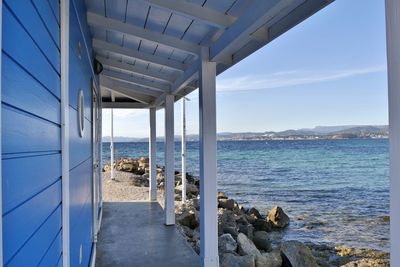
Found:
[102,0,388,138]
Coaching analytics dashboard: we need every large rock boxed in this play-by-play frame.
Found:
[176,210,199,229]
[267,206,289,228]
[218,234,237,254]
[219,199,235,210]
[218,191,228,199]
[220,253,255,267]
[175,183,199,195]
[253,231,272,252]
[281,241,319,267]
[238,224,254,240]
[262,251,282,267]
[248,207,262,219]
[237,233,261,257]
[253,219,272,232]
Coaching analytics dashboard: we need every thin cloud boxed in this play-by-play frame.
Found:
[113,109,147,119]
[216,66,386,92]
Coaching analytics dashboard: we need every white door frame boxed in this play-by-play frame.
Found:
[61,0,71,266]
[0,0,3,265]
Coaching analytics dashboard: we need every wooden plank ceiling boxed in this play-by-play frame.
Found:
[84,0,333,108]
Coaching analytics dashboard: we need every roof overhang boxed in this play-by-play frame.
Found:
[84,0,334,109]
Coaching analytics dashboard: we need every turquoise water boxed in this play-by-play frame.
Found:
[102,139,389,251]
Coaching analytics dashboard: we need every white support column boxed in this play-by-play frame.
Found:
[199,48,219,267]
[164,94,175,225]
[110,108,115,180]
[149,108,157,201]
[385,0,400,265]
[61,0,70,266]
[181,98,187,203]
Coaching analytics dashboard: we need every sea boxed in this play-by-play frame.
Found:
[102,139,389,252]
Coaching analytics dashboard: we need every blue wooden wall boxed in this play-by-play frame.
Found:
[2,0,99,266]
[69,0,95,266]
[2,0,62,266]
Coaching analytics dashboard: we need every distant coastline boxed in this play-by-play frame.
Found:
[102,125,388,142]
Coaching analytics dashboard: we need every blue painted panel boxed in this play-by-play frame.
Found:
[5,0,60,74]
[2,104,61,154]
[70,195,93,267]
[2,6,60,99]
[38,230,62,267]
[69,106,92,169]
[69,48,93,122]
[2,53,60,125]
[69,158,92,225]
[6,205,62,267]
[72,0,94,58]
[32,0,60,48]
[3,180,62,264]
[2,153,61,214]
[48,0,60,25]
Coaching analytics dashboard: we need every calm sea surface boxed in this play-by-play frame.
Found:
[102,139,389,251]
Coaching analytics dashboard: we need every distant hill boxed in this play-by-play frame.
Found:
[102,125,388,142]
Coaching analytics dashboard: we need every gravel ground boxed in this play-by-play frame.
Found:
[102,170,164,203]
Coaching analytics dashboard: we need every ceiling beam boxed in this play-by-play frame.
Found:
[210,0,294,63]
[102,85,154,104]
[102,102,149,109]
[88,12,200,55]
[96,56,175,84]
[171,59,199,95]
[102,69,170,92]
[142,0,236,28]
[100,75,162,97]
[93,39,187,72]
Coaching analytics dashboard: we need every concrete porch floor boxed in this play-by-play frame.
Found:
[95,202,200,267]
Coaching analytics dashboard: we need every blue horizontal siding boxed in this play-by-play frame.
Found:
[70,194,93,267]
[32,0,60,49]
[47,0,60,26]
[6,205,62,267]
[5,0,60,74]
[38,230,62,267]
[2,104,61,154]
[69,46,93,122]
[69,158,92,222]
[2,153,61,214]
[2,53,60,125]
[3,180,62,264]
[2,6,60,99]
[69,106,92,169]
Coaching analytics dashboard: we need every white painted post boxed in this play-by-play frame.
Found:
[199,47,219,267]
[164,94,175,225]
[61,0,70,266]
[181,98,187,203]
[110,108,114,180]
[385,1,400,265]
[0,0,3,265]
[149,108,157,201]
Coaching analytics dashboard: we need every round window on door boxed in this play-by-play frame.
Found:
[78,90,85,137]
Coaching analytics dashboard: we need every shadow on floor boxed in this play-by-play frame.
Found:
[95,202,199,267]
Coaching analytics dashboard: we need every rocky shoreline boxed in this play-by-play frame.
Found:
[103,157,389,267]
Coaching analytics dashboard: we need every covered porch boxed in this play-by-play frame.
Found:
[85,0,400,266]
[95,202,198,267]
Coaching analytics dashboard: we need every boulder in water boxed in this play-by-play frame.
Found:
[280,240,319,267]
[253,231,272,252]
[267,206,289,228]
